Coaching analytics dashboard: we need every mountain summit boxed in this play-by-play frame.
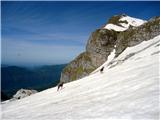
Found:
[104,14,147,31]
[60,14,160,83]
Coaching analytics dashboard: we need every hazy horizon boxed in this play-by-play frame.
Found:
[2,1,160,66]
[1,63,68,68]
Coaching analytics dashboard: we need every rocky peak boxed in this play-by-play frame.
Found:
[60,15,160,83]
[107,14,127,25]
[104,14,147,31]
[115,16,160,56]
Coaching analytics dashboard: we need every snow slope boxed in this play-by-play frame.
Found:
[104,16,146,31]
[1,35,160,120]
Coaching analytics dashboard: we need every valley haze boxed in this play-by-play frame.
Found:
[1,1,160,120]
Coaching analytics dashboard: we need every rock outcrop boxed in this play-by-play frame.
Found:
[12,89,38,100]
[114,17,159,55]
[60,14,160,83]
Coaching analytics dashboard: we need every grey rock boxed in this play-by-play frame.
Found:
[13,89,38,100]
[60,15,160,83]
[115,17,160,56]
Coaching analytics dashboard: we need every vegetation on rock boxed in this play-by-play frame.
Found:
[107,14,128,27]
[60,15,160,83]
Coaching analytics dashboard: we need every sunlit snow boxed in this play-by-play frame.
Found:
[104,15,146,31]
[1,35,160,120]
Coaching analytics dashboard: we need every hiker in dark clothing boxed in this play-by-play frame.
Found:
[57,82,64,91]
[100,66,104,73]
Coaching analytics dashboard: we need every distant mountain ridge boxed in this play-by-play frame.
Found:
[60,14,160,83]
[1,64,66,100]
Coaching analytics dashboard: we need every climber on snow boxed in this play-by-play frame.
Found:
[100,66,104,73]
[57,81,64,91]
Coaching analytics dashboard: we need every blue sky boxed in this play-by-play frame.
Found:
[2,1,160,66]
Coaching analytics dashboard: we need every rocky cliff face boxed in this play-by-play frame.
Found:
[115,17,160,56]
[60,14,160,83]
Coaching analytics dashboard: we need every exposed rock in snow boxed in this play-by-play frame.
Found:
[104,15,147,31]
[12,89,38,100]
[119,16,146,27]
